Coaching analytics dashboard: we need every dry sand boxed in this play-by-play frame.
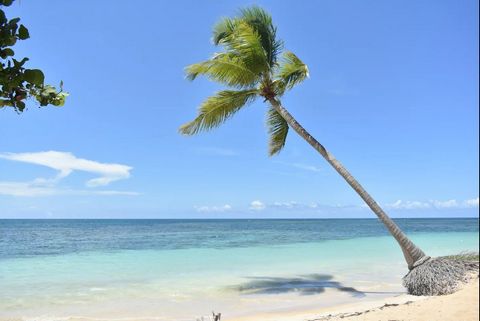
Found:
[229,278,479,321]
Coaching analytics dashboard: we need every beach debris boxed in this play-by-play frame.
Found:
[379,303,399,310]
[338,311,363,318]
[310,311,366,320]
[308,299,418,320]
[195,312,221,321]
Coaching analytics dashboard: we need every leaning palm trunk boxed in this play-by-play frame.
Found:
[269,99,479,295]
[268,98,427,270]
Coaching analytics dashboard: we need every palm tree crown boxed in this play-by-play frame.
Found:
[179,6,308,156]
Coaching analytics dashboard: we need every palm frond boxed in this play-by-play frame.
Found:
[180,89,259,135]
[272,79,287,96]
[212,17,238,45]
[266,105,289,155]
[275,51,309,91]
[222,21,268,74]
[187,22,269,87]
[185,53,258,88]
[213,6,283,67]
[239,6,284,67]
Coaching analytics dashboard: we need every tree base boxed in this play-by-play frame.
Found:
[402,256,479,296]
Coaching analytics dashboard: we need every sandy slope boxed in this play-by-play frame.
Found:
[316,278,479,321]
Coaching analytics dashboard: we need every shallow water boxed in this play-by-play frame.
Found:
[0,219,478,320]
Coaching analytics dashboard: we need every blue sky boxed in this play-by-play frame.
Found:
[0,0,478,218]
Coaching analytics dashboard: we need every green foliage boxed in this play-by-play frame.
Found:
[266,106,288,155]
[181,6,308,155]
[275,51,309,92]
[222,21,268,75]
[443,252,480,262]
[212,17,237,46]
[238,6,283,68]
[23,69,44,85]
[186,21,269,89]
[213,6,283,68]
[185,53,258,88]
[0,0,67,113]
[179,89,258,135]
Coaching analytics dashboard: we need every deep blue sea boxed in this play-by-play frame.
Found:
[0,218,478,321]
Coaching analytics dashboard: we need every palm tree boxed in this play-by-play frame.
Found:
[180,6,476,295]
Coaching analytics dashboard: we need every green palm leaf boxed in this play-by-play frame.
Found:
[180,89,258,135]
[212,17,238,45]
[185,54,257,88]
[213,6,283,67]
[267,105,289,155]
[272,79,287,96]
[186,22,268,88]
[238,6,283,67]
[275,51,309,91]
[222,21,269,74]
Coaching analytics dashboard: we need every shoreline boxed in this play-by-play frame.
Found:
[1,222,477,321]
[0,279,477,321]
[229,278,479,321]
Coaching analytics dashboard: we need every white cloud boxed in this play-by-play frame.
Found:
[0,151,132,187]
[246,197,479,212]
[276,161,322,173]
[0,151,136,197]
[272,201,319,209]
[387,200,431,210]
[195,204,232,213]
[269,200,359,211]
[386,198,479,210]
[272,201,302,209]
[431,199,459,209]
[188,197,479,215]
[0,181,57,197]
[249,200,266,211]
[464,197,479,208]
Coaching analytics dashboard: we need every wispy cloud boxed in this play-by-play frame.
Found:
[271,201,319,209]
[386,198,479,210]
[386,200,431,210]
[0,151,132,187]
[195,204,232,213]
[0,151,136,197]
[276,161,322,173]
[249,200,342,211]
[246,197,479,213]
[291,163,322,172]
[464,197,479,208]
[269,200,358,211]
[0,181,58,197]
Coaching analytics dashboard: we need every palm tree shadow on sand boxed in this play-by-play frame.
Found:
[233,274,401,297]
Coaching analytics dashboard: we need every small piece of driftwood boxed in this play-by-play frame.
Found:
[212,311,221,321]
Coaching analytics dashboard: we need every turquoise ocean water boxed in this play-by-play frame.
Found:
[0,219,478,321]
